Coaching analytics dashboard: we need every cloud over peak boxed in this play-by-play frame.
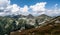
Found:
[0,0,60,16]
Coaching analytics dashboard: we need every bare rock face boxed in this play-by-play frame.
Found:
[36,14,52,24]
[27,14,34,19]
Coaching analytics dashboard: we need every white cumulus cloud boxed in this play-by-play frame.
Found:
[30,2,47,12]
[0,0,60,17]
[0,0,10,10]
[29,2,46,16]
[20,5,29,12]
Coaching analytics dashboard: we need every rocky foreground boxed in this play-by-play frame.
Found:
[10,16,60,35]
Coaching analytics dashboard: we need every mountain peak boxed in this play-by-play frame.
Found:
[39,14,48,17]
[27,14,34,19]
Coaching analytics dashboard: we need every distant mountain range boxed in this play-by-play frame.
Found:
[0,14,60,35]
[4,14,52,19]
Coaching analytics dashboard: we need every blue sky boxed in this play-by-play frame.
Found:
[10,0,60,9]
[0,0,60,16]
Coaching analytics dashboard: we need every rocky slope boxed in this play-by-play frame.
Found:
[10,16,60,35]
[0,14,53,35]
